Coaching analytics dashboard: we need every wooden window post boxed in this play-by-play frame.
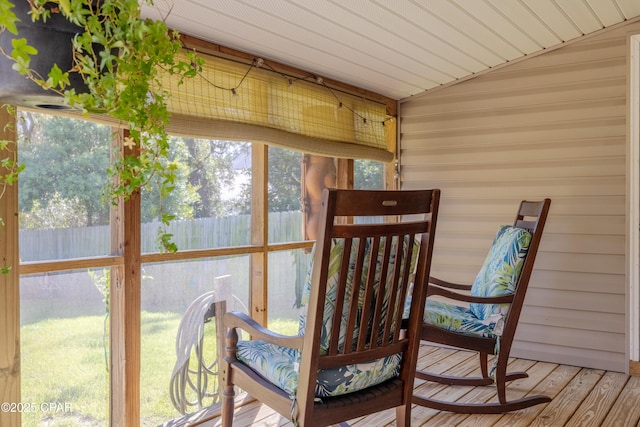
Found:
[0,107,20,427]
[110,128,141,426]
[250,144,268,326]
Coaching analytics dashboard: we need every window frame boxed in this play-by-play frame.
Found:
[5,112,392,425]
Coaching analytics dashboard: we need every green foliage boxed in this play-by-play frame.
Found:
[0,104,24,247]
[18,113,111,227]
[88,268,110,374]
[233,149,384,214]
[0,0,204,251]
[233,145,302,214]
[16,113,244,231]
[20,315,109,426]
[0,104,24,200]
[20,196,90,229]
[139,136,242,222]
[355,159,384,190]
[0,0,19,35]
[267,146,303,212]
[180,137,245,218]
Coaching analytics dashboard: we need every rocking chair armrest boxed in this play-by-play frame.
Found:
[428,285,515,304]
[429,276,472,291]
[223,311,304,349]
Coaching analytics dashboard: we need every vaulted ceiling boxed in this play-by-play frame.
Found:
[141,0,640,100]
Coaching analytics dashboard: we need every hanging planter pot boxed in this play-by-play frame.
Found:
[0,1,85,110]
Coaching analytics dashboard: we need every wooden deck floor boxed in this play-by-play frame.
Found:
[188,344,640,427]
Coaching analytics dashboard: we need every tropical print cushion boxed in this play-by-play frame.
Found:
[422,299,498,338]
[299,236,418,354]
[236,339,402,398]
[297,239,360,351]
[235,234,417,398]
[402,297,498,338]
[469,225,531,321]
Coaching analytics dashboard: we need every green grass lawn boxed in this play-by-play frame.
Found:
[20,312,299,427]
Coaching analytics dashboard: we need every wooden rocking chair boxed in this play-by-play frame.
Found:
[221,188,440,426]
[413,198,551,414]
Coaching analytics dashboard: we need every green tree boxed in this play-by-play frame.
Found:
[141,137,245,222]
[18,112,111,228]
[231,145,302,214]
[268,146,302,212]
[141,136,199,223]
[183,137,243,218]
[231,149,385,214]
[355,159,384,190]
[18,113,246,231]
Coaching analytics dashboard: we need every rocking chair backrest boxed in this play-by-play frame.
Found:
[500,199,551,338]
[468,199,550,324]
[299,235,419,355]
[295,188,440,425]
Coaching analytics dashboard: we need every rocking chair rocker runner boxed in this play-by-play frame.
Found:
[413,198,551,414]
[221,188,440,427]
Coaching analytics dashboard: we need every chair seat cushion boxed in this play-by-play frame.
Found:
[420,299,498,338]
[236,340,402,398]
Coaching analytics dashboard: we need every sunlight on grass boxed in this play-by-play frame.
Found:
[267,317,300,336]
[21,313,299,426]
[140,311,186,426]
[21,316,108,427]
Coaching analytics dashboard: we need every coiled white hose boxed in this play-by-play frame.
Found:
[169,291,221,414]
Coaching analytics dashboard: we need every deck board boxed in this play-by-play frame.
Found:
[564,371,627,426]
[489,364,581,427]
[600,375,640,426]
[531,368,605,426]
[183,344,637,427]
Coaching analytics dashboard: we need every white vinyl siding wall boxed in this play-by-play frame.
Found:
[399,20,640,372]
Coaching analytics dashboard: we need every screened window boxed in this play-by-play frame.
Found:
[14,111,389,426]
[140,138,252,252]
[18,112,111,261]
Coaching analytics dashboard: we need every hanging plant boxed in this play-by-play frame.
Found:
[0,0,202,252]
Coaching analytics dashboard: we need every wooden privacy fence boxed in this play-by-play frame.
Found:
[19,211,303,261]
[19,211,310,322]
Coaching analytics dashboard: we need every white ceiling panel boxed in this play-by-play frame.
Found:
[487,0,563,47]
[454,1,540,53]
[616,0,640,18]
[426,0,524,62]
[326,1,471,81]
[586,0,625,26]
[141,0,640,100]
[523,0,584,40]
[379,1,491,73]
[558,1,605,33]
